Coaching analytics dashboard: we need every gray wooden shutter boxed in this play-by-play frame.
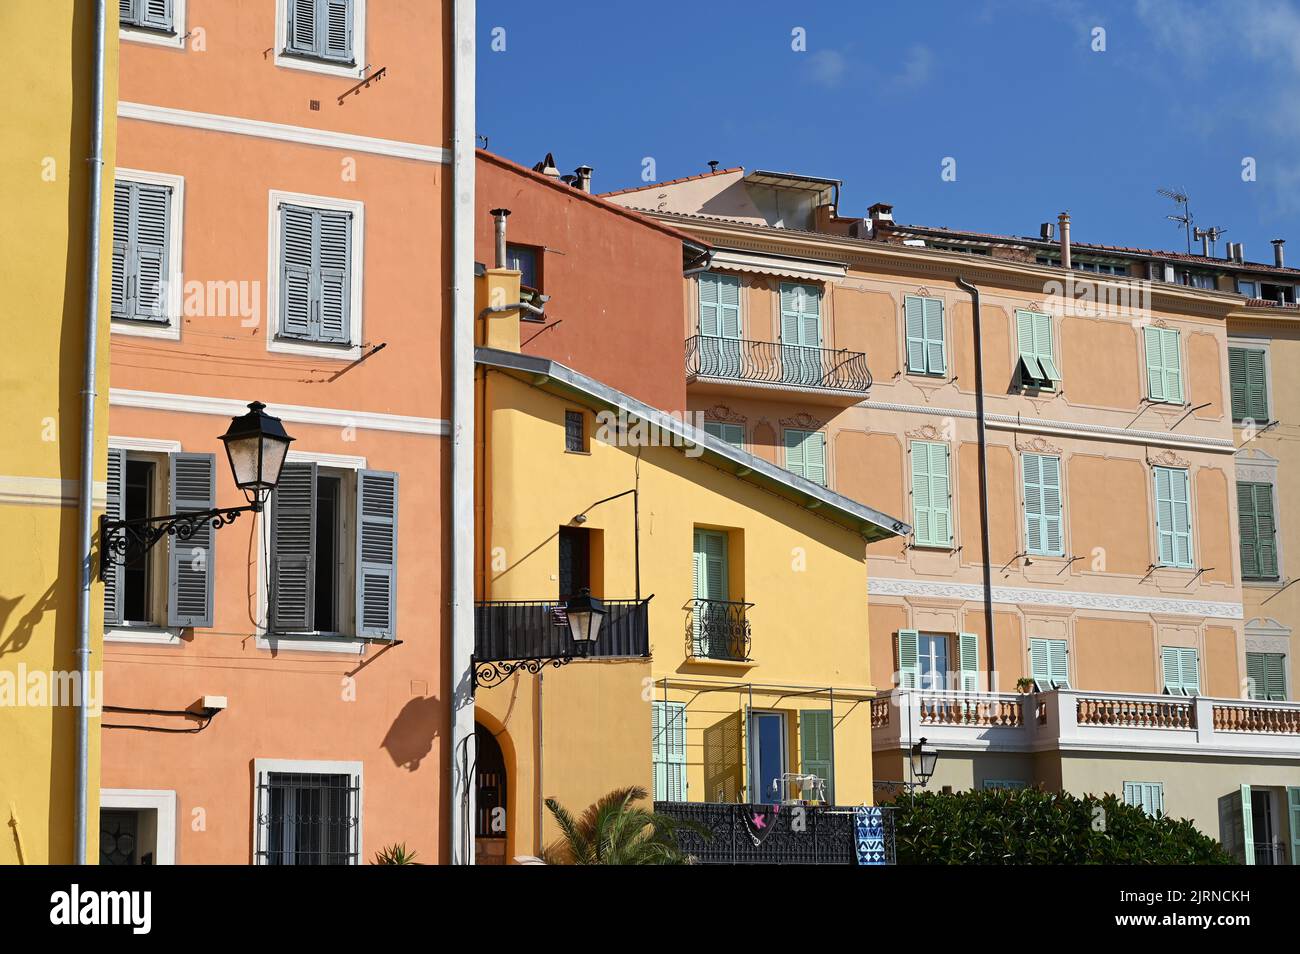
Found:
[280,204,315,340]
[167,452,215,628]
[322,0,354,62]
[131,183,171,322]
[356,470,398,638]
[110,181,131,318]
[103,447,126,626]
[140,0,173,31]
[316,209,351,342]
[287,0,318,54]
[270,462,316,632]
[119,0,137,26]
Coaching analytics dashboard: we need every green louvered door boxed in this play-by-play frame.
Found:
[692,529,729,657]
[910,441,951,548]
[1288,788,1300,866]
[652,701,687,801]
[780,282,822,385]
[799,710,833,803]
[697,273,742,378]
[1154,466,1193,567]
[1023,453,1063,556]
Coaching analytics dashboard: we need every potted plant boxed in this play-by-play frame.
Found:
[1015,677,1035,694]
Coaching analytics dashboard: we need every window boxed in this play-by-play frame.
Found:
[748,711,787,802]
[910,440,952,548]
[1153,466,1193,568]
[779,282,824,385]
[1029,637,1070,689]
[904,295,946,376]
[1123,782,1165,817]
[1229,346,1269,422]
[112,175,183,333]
[1260,282,1296,305]
[1143,327,1184,404]
[918,633,949,690]
[277,203,353,345]
[283,0,356,65]
[1246,652,1288,701]
[505,244,540,293]
[652,702,687,801]
[799,710,834,803]
[1161,647,1200,696]
[1238,279,1259,298]
[120,0,178,37]
[783,428,826,486]
[983,779,1029,790]
[691,528,731,658]
[703,421,745,450]
[104,448,215,630]
[697,274,742,345]
[254,763,361,865]
[1015,310,1060,389]
[558,526,593,599]
[269,463,398,639]
[1238,481,1279,581]
[897,631,977,691]
[1022,453,1063,556]
[564,409,587,453]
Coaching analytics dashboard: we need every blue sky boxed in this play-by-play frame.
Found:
[478,0,1300,264]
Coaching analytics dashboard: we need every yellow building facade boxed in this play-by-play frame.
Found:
[472,267,904,862]
[0,1,118,864]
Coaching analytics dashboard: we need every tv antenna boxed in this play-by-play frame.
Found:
[1158,187,1193,253]
[1193,225,1227,257]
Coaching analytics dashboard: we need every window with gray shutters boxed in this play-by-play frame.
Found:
[269,462,398,639]
[284,0,355,64]
[278,203,353,345]
[112,180,172,324]
[120,0,175,33]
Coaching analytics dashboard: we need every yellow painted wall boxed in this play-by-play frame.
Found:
[0,1,118,864]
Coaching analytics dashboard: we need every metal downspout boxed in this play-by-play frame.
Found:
[74,0,109,866]
[449,0,477,866]
[955,277,997,687]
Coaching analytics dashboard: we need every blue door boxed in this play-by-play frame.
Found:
[748,711,787,803]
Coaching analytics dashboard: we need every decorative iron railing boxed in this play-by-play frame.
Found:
[685,335,872,393]
[654,801,896,865]
[685,598,753,661]
[473,598,650,662]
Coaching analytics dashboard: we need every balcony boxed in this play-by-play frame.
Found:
[684,598,753,662]
[684,335,872,404]
[654,801,896,865]
[873,688,1300,758]
[473,598,650,662]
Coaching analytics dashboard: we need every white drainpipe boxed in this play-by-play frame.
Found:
[74,0,109,865]
[449,0,477,866]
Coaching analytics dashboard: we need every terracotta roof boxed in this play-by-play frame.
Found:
[598,167,745,198]
[476,150,711,250]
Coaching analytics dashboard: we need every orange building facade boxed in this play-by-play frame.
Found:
[99,1,454,864]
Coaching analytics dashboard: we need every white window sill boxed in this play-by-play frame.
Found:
[267,336,361,361]
[105,626,183,646]
[257,633,366,655]
[122,27,185,50]
[112,317,181,341]
[274,51,366,80]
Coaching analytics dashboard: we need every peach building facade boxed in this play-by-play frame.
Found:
[99,0,453,864]
[606,169,1300,862]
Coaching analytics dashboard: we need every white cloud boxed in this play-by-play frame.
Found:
[890,45,935,90]
[805,49,848,89]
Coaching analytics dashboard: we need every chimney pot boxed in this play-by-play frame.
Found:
[574,165,594,193]
[1272,239,1285,268]
[1058,211,1072,271]
[489,208,511,269]
[1040,222,1055,241]
[868,202,894,224]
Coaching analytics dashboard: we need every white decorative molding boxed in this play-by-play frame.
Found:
[1016,435,1063,456]
[110,388,449,436]
[100,789,178,865]
[866,576,1243,620]
[119,101,450,164]
[857,399,1236,453]
[1147,448,1191,469]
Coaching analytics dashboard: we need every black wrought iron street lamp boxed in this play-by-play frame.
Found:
[471,587,609,688]
[909,737,939,787]
[100,401,294,573]
[564,587,606,656]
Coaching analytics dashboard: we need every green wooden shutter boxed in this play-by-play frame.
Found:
[904,295,927,373]
[692,529,728,656]
[356,470,398,638]
[652,701,687,802]
[1163,647,1199,695]
[1144,328,1183,403]
[280,205,315,339]
[1154,466,1193,568]
[897,630,920,688]
[103,448,126,627]
[270,461,316,632]
[784,429,805,479]
[1287,788,1300,866]
[1048,639,1070,689]
[1022,454,1063,556]
[1029,638,1050,687]
[1238,482,1278,581]
[923,297,945,375]
[1016,311,1043,380]
[1032,312,1059,381]
[704,421,745,449]
[1241,784,1255,866]
[1246,652,1268,701]
[1017,310,1058,384]
[1265,653,1287,701]
[785,429,826,486]
[910,441,951,547]
[780,283,822,385]
[167,452,216,628]
[799,710,834,802]
[1144,327,1167,402]
[316,209,352,343]
[958,631,979,691]
[1229,347,1269,422]
[1229,347,1248,419]
[1123,782,1164,816]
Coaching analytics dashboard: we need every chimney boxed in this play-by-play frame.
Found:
[532,152,561,178]
[574,165,594,193]
[1272,239,1285,268]
[868,202,894,225]
[1233,242,1246,263]
[1058,211,1072,271]
[1195,227,1209,257]
[1040,222,1055,242]
[489,208,510,268]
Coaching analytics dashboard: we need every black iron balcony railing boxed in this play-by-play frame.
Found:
[474,598,650,662]
[654,802,896,865]
[685,598,753,661]
[685,335,872,393]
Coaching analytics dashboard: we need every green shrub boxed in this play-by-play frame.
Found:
[893,788,1232,865]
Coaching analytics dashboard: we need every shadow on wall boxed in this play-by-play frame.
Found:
[0,584,59,657]
[381,695,443,770]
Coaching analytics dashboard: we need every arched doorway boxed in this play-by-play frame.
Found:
[475,722,508,865]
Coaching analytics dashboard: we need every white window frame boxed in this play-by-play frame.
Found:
[255,450,368,654]
[105,436,184,644]
[120,0,187,49]
[1227,336,1275,428]
[111,169,185,341]
[252,758,363,866]
[273,0,368,79]
[266,190,365,360]
[100,788,179,864]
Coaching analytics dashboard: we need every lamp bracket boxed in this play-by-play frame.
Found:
[100,505,258,574]
[471,653,581,690]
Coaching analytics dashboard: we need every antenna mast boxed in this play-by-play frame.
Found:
[1158,187,1193,253]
